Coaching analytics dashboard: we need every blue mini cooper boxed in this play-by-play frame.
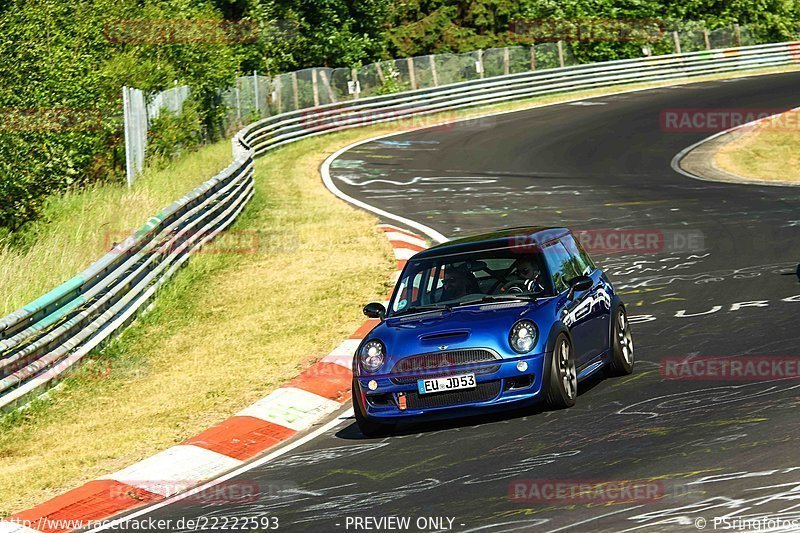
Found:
[352,226,634,436]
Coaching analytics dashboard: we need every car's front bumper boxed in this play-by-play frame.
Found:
[355,353,546,421]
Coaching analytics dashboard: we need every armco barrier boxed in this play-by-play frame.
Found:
[2,40,799,410]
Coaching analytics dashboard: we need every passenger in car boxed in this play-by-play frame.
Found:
[440,267,482,301]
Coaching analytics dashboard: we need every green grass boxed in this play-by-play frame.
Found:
[715,110,800,183]
[0,142,236,316]
[0,130,397,517]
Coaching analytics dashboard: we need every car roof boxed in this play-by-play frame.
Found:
[413,226,571,260]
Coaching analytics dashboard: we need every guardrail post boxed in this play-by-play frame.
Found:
[429,55,439,86]
[477,49,484,78]
[312,68,320,107]
[557,41,565,67]
[734,24,742,47]
[503,47,510,75]
[530,44,536,71]
[406,57,417,89]
[703,29,711,50]
[673,31,682,54]
[291,72,300,110]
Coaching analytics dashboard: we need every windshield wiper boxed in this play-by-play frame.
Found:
[456,294,538,306]
[394,304,452,316]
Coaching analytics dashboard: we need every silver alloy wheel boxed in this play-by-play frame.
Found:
[558,339,577,399]
[617,311,634,364]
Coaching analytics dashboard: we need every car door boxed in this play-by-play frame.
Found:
[542,238,608,368]
[561,234,611,360]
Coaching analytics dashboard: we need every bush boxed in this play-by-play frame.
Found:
[146,101,204,163]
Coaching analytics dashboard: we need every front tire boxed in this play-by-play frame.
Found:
[353,379,394,437]
[608,306,635,376]
[545,333,577,409]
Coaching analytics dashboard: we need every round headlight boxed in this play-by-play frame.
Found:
[510,320,538,354]
[360,340,385,373]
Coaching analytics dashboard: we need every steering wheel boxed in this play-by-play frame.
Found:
[501,280,527,294]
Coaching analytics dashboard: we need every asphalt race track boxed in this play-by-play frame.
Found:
[109,72,800,532]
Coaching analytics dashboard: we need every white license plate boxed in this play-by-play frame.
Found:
[417,373,476,395]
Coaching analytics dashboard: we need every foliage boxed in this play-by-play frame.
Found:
[146,102,204,163]
[0,0,238,233]
[384,0,800,59]
[0,0,798,235]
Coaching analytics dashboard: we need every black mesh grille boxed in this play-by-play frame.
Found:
[405,380,502,410]
[391,349,498,374]
[391,365,501,385]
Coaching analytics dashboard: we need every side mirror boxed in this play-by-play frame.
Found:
[567,275,593,300]
[363,302,387,321]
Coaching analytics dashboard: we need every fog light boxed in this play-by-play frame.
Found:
[516,361,528,372]
[368,380,378,391]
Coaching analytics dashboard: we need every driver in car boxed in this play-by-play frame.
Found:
[505,258,545,295]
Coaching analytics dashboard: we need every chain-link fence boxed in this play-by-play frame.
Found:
[216,24,760,125]
[125,22,797,183]
[123,84,190,186]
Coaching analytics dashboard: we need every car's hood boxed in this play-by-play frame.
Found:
[371,298,557,361]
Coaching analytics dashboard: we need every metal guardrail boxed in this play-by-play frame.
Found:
[0,139,255,410]
[2,40,798,410]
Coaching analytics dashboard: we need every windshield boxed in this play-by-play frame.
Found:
[389,248,556,316]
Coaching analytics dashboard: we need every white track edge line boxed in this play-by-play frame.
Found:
[321,68,800,242]
[86,408,355,532]
[670,104,800,187]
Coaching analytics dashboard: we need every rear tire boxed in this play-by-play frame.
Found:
[545,333,577,409]
[352,379,394,437]
[608,306,635,376]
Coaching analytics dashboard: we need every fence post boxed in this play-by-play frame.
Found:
[703,29,711,50]
[673,31,682,54]
[530,44,536,71]
[375,62,386,85]
[734,23,742,47]
[253,70,260,116]
[319,70,336,103]
[312,68,320,107]
[406,57,417,89]
[234,83,241,121]
[429,55,439,86]
[557,41,565,67]
[291,72,300,110]
[477,49,484,78]
[122,86,134,188]
[503,47,510,75]
[274,76,282,114]
[351,68,360,99]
